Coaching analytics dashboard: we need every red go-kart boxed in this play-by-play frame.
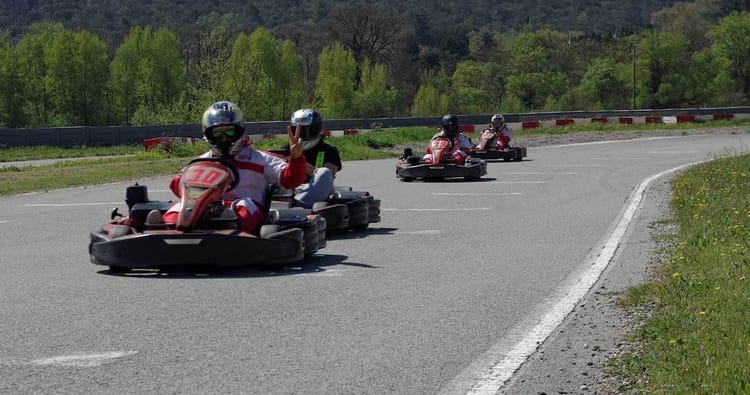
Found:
[89,157,326,273]
[470,128,527,161]
[396,137,487,181]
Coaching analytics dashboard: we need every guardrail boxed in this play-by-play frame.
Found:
[1,106,748,148]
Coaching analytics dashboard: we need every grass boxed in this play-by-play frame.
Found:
[611,154,750,393]
[0,126,439,196]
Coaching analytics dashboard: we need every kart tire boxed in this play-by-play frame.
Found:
[347,199,369,230]
[108,265,132,273]
[259,224,282,239]
[313,203,349,232]
[108,225,133,238]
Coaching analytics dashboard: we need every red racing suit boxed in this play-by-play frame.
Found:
[422,130,474,165]
[164,145,307,233]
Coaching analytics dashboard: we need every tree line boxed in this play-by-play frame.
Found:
[0,1,748,129]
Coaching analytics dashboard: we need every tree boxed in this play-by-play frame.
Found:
[450,60,495,114]
[503,28,570,110]
[708,11,750,101]
[325,3,413,84]
[44,30,109,125]
[224,27,303,121]
[0,32,26,127]
[579,58,631,110]
[636,32,690,108]
[181,12,244,102]
[353,59,399,117]
[314,42,356,118]
[651,0,721,51]
[111,26,187,125]
[411,84,449,116]
[13,22,66,126]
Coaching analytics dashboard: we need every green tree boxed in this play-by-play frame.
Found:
[0,32,26,127]
[353,58,398,117]
[14,22,66,126]
[504,28,570,110]
[111,26,187,125]
[47,30,109,125]
[579,58,631,110]
[636,32,690,108]
[314,42,356,118]
[411,83,448,116]
[225,27,303,121]
[708,11,750,101]
[449,60,493,114]
[651,0,721,51]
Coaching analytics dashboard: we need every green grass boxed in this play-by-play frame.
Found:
[611,154,750,393]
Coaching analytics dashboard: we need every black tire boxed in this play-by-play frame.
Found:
[108,225,133,238]
[259,224,282,239]
[347,200,369,230]
[108,265,132,273]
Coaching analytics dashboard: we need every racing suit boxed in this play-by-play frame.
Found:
[422,130,474,165]
[486,124,512,149]
[164,145,307,233]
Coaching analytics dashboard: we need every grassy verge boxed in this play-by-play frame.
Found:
[611,154,750,393]
[0,126,439,196]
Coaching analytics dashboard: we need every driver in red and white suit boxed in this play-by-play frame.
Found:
[160,101,307,233]
[422,114,474,165]
[482,113,512,150]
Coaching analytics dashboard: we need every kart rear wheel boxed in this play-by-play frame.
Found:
[108,225,133,238]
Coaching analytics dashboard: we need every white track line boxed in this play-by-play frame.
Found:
[461,161,700,395]
[381,208,492,212]
[28,351,138,367]
[433,193,523,196]
[22,202,122,207]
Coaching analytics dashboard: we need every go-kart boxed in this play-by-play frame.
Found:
[265,149,381,233]
[396,137,487,181]
[470,128,527,161]
[88,157,326,273]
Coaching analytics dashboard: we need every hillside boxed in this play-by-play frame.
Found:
[1,0,692,50]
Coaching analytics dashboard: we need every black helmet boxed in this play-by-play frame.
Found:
[442,114,459,138]
[202,101,246,157]
[290,108,323,151]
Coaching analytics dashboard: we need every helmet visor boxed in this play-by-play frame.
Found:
[211,128,237,139]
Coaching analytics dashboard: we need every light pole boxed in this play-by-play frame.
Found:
[632,43,636,110]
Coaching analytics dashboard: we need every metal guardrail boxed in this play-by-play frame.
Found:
[1,106,749,148]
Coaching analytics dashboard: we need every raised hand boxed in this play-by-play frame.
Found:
[287,124,303,158]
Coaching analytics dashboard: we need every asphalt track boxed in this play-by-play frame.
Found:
[0,133,748,394]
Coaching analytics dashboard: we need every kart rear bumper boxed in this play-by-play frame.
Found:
[89,229,304,269]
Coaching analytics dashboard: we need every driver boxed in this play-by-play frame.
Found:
[483,113,512,150]
[422,114,473,165]
[277,109,342,208]
[153,101,307,234]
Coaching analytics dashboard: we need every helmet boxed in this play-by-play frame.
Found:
[442,114,459,138]
[202,101,246,157]
[491,113,505,129]
[290,108,323,151]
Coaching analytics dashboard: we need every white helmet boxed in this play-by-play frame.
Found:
[491,113,504,128]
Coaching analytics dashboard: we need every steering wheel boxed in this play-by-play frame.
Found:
[185,157,241,192]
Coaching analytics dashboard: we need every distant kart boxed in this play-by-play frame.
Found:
[265,149,381,233]
[396,137,487,181]
[89,157,326,273]
[470,128,527,161]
